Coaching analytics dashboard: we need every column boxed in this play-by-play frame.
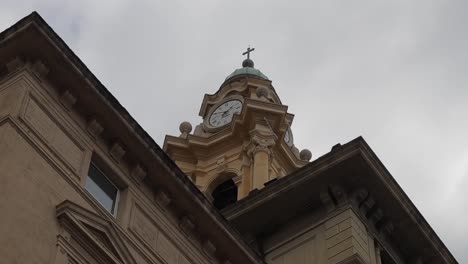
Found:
[246,127,276,191]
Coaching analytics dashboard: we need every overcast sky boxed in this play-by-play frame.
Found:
[1,0,467,261]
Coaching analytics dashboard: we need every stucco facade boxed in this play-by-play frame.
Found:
[0,12,458,264]
[164,74,310,201]
[0,12,262,264]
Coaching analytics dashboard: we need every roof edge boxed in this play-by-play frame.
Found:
[0,11,265,263]
[223,136,457,263]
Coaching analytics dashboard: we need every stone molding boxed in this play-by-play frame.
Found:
[319,185,401,263]
[0,14,267,263]
[232,175,242,187]
[1,71,232,264]
[20,91,86,175]
[56,200,137,264]
[325,209,371,264]
[215,156,228,173]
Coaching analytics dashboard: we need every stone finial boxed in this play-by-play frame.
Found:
[256,86,269,101]
[300,149,312,161]
[179,121,192,138]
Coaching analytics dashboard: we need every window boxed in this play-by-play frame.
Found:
[212,178,238,210]
[85,163,119,216]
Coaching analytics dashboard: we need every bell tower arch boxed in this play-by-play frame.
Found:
[164,48,312,203]
[206,170,240,210]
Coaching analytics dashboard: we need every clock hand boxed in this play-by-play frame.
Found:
[212,111,226,116]
[228,105,238,111]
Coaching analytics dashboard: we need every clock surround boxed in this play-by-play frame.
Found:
[204,95,244,132]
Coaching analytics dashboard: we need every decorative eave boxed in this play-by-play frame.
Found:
[0,12,265,264]
[165,98,307,168]
[164,127,307,171]
[222,136,457,264]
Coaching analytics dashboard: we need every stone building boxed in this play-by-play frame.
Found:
[0,12,457,264]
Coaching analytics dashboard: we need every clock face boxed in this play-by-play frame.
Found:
[209,100,243,128]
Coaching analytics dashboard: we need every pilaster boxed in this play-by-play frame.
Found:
[325,209,370,264]
[238,155,252,199]
[245,123,277,190]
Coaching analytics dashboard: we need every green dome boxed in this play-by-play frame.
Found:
[225,67,269,81]
[225,58,269,81]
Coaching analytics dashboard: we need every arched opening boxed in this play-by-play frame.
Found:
[211,178,238,210]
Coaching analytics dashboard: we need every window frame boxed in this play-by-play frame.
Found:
[85,162,121,217]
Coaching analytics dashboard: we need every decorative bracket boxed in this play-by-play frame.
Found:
[179,216,195,236]
[131,164,147,183]
[30,60,49,80]
[109,142,125,163]
[87,118,104,139]
[6,57,25,73]
[60,90,77,111]
[154,190,171,209]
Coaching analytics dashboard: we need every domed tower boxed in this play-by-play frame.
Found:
[164,48,311,209]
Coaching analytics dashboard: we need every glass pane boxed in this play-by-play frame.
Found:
[85,164,118,214]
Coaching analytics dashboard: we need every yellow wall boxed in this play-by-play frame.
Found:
[265,208,381,264]
[0,70,215,263]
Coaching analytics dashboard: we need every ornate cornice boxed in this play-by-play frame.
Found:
[56,200,137,264]
[0,12,265,263]
[222,137,457,263]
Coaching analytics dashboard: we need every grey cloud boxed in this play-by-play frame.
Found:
[1,0,467,261]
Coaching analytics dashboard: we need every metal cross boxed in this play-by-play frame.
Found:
[242,46,255,59]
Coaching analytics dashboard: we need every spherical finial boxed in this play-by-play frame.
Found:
[179,121,192,134]
[242,58,254,68]
[256,86,269,99]
[300,149,312,161]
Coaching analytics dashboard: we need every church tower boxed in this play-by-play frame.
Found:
[164,48,311,209]
[0,13,457,264]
